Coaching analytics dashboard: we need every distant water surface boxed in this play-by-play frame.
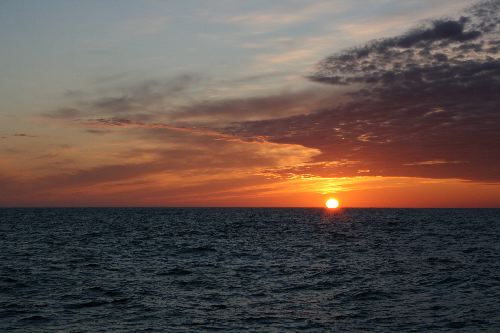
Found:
[1,208,500,332]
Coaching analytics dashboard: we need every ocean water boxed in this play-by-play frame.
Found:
[1,208,499,332]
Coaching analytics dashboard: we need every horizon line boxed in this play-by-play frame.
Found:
[1,206,499,209]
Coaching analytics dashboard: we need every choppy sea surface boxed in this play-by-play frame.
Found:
[1,208,500,332]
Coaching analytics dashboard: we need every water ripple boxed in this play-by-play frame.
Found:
[0,208,499,332]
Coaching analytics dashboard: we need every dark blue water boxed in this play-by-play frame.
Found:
[1,208,499,332]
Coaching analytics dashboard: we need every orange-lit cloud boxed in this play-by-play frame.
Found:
[1,1,499,207]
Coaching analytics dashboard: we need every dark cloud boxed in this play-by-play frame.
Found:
[311,1,499,85]
[89,74,198,115]
[83,117,245,143]
[45,79,345,125]
[13,133,37,138]
[43,74,200,120]
[88,117,135,127]
[168,88,346,124]
[233,0,500,182]
[85,129,112,135]
[42,107,84,119]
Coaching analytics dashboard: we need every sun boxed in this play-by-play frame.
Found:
[325,198,340,209]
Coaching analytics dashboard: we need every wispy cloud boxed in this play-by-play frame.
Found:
[223,1,348,31]
[404,160,466,166]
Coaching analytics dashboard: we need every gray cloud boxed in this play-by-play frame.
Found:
[85,129,112,135]
[89,74,198,114]
[42,107,84,119]
[311,1,498,86]
[233,0,500,182]
[43,74,200,121]
[168,88,347,124]
[13,133,37,138]
[43,70,341,126]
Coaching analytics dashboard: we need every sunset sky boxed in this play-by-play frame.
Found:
[1,0,499,207]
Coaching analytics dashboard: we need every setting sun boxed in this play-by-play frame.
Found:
[325,198,340,209]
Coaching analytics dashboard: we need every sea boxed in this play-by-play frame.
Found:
[1,208,499,332]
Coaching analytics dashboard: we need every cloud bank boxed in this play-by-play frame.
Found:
[234,0,500,182]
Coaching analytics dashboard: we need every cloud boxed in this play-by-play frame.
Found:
[232,0,500,182]
[89,74,198,114]
[20,0,498,207]
[43,73,347,125]
[13,133,37,138]
[85,129,112,135]
[42,74,200,121]
[167,88,347,124]
[43,107,84,119]
[311,1,498,85]
[0,118,318,205]
[403,160,466,166]
[223,1,347,31]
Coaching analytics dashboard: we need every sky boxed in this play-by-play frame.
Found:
[0,0,499,207]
